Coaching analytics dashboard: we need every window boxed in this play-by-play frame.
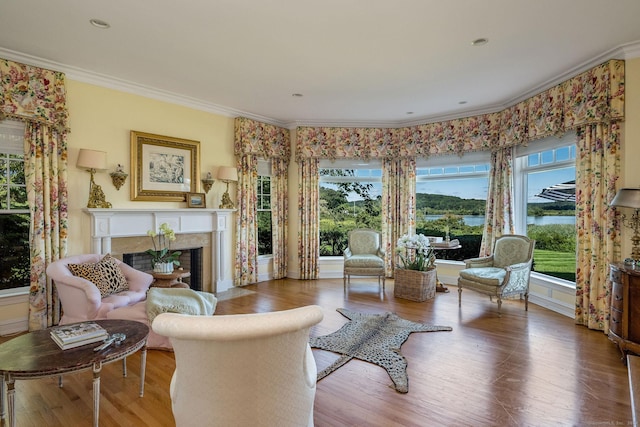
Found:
[515,133,577,282]
[0,120,30,292]
[416,152,490,260]
[319,160,382,256]
[257,160,272,256]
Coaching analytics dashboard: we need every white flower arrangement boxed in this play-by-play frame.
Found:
[146,223,181,266]
[395,233,436,271]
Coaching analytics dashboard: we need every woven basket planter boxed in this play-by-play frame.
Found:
[394,268,437,302]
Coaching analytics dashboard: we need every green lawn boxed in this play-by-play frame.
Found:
[533,249,576,282]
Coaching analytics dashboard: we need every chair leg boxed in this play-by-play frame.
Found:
[343,274,347,291]
[458,286,462,307]
[382,275,385,292]
[497,297,502,317]
[524,292,529,311]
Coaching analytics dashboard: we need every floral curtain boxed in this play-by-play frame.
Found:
[234,117,290,285]
[575,123,620,332]
[0,58,69,330]
[295,60,624,158]
[298,158,320,279]
[25,123,68,329]
[480,148,515,256]
[271,158,288,279]
[233,154,258,286]
[382,158,416,276]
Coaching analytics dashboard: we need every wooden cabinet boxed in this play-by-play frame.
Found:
[609,263,640,360]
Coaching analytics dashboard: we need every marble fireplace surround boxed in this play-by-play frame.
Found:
[83,208,234,293]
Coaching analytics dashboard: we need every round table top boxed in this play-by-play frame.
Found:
[148,269,191,279]
[0,319,149,377]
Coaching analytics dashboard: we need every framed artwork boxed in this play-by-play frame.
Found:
[187,192,206,208]
[130,131,201,201]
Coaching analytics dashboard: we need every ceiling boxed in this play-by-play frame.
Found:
[1,0,640,128]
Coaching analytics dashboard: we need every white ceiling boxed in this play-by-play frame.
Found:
[1,0,640,128]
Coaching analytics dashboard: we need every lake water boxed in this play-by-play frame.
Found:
[421,215,575,226]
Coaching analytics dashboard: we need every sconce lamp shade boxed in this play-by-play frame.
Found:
[217,166,238,182]
[611,188,640,262]
[77,149,107,171]
[611,188,640,209]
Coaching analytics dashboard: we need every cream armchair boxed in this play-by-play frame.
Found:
[152,305,324,427]
[343,228,386,292]
[458,234,535,316]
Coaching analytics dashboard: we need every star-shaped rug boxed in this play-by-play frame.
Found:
[310,308,452,393]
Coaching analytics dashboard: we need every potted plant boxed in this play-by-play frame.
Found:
[146,223,181,273]
[394,233,437,301]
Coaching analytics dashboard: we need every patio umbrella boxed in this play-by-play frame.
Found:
[535,180,575,202]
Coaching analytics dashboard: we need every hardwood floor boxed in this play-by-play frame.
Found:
[0,278,632,426]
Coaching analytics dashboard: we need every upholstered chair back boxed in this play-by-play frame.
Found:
[348,229,381,255]
[152,305,324,427]
[492,234,535,268]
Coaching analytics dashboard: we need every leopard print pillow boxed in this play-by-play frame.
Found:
[68,254,129,298]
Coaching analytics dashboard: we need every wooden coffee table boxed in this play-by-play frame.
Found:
[0,319,149,427]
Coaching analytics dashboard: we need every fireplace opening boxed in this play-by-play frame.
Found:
[123,247,203,291]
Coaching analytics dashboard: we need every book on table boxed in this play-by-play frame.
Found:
[50,321,109,350]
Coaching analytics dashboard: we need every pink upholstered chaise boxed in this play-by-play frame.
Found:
[46,254,171,350]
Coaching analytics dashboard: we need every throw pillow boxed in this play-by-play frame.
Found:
[68,254,129,298]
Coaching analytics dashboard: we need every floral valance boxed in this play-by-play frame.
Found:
[234,117,290,162]
[0,58,69,133]
[296,59,624,161]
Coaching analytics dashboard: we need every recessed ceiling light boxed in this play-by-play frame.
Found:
[471,38,488,46]
[406,112,414,115]
[292,93,303,97]
[90,19,110,29]
[458,101,468,105]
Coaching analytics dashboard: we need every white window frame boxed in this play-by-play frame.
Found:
[0,120,29,296]
[257,159,273,258]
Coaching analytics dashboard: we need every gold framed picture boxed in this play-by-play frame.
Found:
[187,192,206,208]
[130,131,201,201]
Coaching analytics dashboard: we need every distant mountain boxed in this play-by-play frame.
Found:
[416,193,485,215]
[416,193,575,215]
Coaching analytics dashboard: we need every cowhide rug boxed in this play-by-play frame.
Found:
[309,308,452,393]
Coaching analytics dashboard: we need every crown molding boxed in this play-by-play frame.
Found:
[3,40,640,131]
[0,47,288,129]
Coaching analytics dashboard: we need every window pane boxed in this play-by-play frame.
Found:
[10,186,27,209]
[0,158,6,185]
[528,153,539,167]
[9,159,24,185]
[415,175,488,261]
[555,146,570,162]
[319,167,382,256]
[257,211,272,256]
[526,165,576,282]
[0,213,30,290]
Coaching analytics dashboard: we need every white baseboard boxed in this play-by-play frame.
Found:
[0,317,28,336]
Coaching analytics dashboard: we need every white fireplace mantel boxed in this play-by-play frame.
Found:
[83,208,235,292]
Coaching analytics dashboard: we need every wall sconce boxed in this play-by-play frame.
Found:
[217,166,238,209]
[611,188,640,261]
[110,164,128,190]
[76,149,112,208]
[201,172,215,194]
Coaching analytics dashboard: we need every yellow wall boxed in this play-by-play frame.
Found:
[66,80,236,254]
